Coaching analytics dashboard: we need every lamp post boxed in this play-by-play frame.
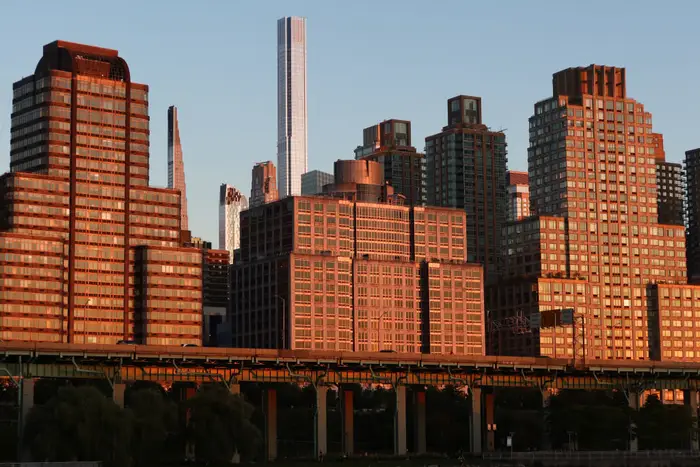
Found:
[274,295,286,349]
[377,310,391,352]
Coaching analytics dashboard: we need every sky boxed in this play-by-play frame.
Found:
[1,0,699,244]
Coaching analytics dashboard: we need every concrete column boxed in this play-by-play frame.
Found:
[19,378,35,461]
[413,390,427,454]
[471,386,482,454]
[315,385,328,459]
[541,388,552,450]
[229,383,241,396]
[684,390,699,451]
[485,392,495,452]
[265,388,277,461]
[394,385,407,456]
[342,388,354,455]
[628,390,639,452]
[113,383,126,409]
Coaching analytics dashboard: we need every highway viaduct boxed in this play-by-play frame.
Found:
[2,342,700,459]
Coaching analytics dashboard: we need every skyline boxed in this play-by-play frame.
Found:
[1,0,699,243]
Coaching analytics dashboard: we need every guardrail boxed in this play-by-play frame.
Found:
[483,450,700,460]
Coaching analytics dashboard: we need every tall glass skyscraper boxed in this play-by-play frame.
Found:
[277,16,308,197]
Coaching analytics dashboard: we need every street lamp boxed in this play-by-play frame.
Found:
[377,310,391,352]
[274,295,286,349]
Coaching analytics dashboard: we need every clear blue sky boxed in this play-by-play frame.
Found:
[1,0,698,244]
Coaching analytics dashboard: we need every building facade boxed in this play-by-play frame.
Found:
[490,65,698,362]
[277,16,308,198]
[167,105,189,232]
[250,161,279,208]
[301,170,333,195]
[219,184,248,263]
[506,170,530,221]
[0,41,202,345]
[656,161,684,226]
[354,119,426,205]
[232,166,484,354]
[687,149,700,283]
[426,96,508,281]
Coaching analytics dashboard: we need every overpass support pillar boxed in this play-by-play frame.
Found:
[685,390,699,451]
[541,388,552,450]
[315,385,328,459]
[471,386,482,454]
[485,391,495,452]
[264,388,278,461]
[413,389,427,454]
[341,388,354,455]
[19,378,35,461]
[113,383,126,409]
[394,385,407,456]
[628,390,640,452]
[229,383,240,396]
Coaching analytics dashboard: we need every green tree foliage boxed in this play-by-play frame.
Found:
[23,385,132,467]
[547,390,629,450]
[637,394,693,450]
[128,387,178,467]
[183,384,262,463]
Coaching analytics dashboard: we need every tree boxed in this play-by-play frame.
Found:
[128,387,178,467]
[637,394,692,450]
[183,384,262,463]
[23,385,131,467]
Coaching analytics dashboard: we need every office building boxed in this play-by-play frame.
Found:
[426,96,508,281]
[506,171,530,221]
[250,161,279,208]
[168,106,189,233]
[322,159,400,203]
[232,162,484,354]
[219,184,248,263]
[277,16,308,197]
[490,65,698,362]
[301,170,333,195]
[656,161,684,225]
[354,119,425,205]
[0,41,202,345]
[687,149,700,282]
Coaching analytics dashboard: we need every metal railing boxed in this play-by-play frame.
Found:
[483,450,700,460]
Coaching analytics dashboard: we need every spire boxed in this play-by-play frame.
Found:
[168,106,189,231]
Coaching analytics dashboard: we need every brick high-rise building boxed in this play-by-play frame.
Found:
[0,41,202,345]
[232,162,484,354]
[490,65,699,362]
[168,105,188,233]
[250,161,279,208]
[354,119,426,205]
[426,96,508,281]
[686,149,700,283]
[506,170,530,221]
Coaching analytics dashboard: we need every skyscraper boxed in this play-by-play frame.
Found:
[277,16,308,197]
[686,149,700,282]
[301,170,333,195]
[656,161,684,226]
[426,96,508,281]
[233,161,483,354]
[491,65,697,361]
[219,184,248,263]
[250,161,279,208]
[506,171,530,221]
[354,119,426,205]
[0,41,202,345]
[168,105,188,232]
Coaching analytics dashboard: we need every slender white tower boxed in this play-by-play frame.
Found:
[277,16,308,197]
[219,184,248,264]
